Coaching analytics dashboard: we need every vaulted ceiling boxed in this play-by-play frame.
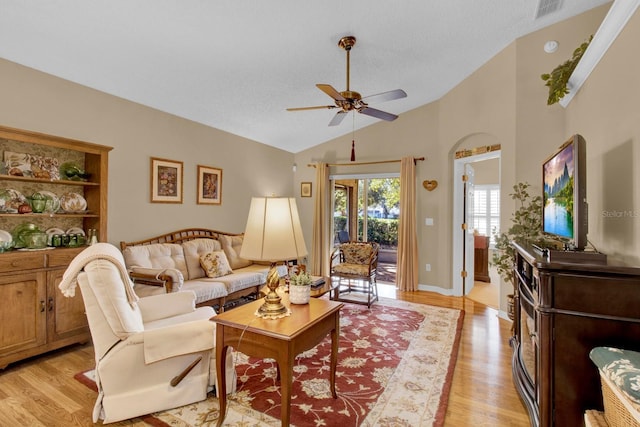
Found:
[0,1,609,153]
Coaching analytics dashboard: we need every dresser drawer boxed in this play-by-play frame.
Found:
[47,247,84,267]
[0,252,46,272]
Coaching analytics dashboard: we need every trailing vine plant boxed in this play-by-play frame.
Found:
[541,35,593,105]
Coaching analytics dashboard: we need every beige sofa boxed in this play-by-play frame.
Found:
[120,228,284,311]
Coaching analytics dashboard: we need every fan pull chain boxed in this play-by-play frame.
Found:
[350,112,356,161]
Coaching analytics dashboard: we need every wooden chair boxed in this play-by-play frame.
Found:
[330,241,379,308]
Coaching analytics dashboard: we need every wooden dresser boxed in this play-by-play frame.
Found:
[511,242,640,426]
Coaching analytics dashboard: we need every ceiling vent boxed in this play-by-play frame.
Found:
[535,0,563,18]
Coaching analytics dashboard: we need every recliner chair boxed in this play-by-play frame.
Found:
[59,243,236,424]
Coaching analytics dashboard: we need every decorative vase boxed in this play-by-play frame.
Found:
[289,285,311,304]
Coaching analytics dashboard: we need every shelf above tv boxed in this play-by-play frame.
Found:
[561,1,640,107]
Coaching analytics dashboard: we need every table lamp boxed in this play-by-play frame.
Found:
[240,197,308,319]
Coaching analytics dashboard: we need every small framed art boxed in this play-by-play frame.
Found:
[150,157,183,203]
[197,165,222,205]
[301,182,312,198]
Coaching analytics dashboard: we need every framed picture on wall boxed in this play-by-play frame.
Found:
[197,165,222,205]
[150,157,183,203]
[301,182,312,198]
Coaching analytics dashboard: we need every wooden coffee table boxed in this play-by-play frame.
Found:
[212,295,343,427]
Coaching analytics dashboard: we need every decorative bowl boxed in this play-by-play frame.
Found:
[24,232,48,249]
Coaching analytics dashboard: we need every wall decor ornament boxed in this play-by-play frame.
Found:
[197,165,222,205]
[301,182,312,197]
[150,157,183,203]
[422,180,438,191]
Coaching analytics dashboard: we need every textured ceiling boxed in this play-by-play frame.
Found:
[0,1,609,153]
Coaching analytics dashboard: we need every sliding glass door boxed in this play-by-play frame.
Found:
[332,174,399,283]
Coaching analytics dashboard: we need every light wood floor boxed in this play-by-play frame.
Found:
[0,288,530,426]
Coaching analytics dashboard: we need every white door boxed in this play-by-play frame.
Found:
[463,163,475,295]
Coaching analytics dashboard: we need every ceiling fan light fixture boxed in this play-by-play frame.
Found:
[286,35,406,126]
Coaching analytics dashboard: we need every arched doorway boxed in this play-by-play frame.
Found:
[451,136,501,307]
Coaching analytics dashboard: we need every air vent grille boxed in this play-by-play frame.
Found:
[535,0,563,18]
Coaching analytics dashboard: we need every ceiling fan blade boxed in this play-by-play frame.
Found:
[359,107,398,122]
[287,105,337,111]
[317,84,346,101]
[361,89,407,104]
[328,111,348,126]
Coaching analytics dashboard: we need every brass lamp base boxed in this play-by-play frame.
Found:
[255,264,291,319]
[256,293,290,319]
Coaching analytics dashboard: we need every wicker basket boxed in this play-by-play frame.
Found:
[585,409,609,427]
[599,372,640,427]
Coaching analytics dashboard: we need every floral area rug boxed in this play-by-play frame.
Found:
[76,298,464,426]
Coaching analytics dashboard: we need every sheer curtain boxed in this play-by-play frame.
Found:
[311,162,331,276]
[397,157,419,291]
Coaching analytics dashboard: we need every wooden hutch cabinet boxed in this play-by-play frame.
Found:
[511,242,640,426]
[0,125,111,368]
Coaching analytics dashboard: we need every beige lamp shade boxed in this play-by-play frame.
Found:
[240,197,308,263]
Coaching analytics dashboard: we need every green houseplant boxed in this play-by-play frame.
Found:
[491,182,546,319]
[541,35,592,105]
[289,270,313,304]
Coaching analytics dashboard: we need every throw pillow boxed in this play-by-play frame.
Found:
[219,234,253,269]
[199,251,234,278]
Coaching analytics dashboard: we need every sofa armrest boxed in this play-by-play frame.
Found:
[129,266,184,293]
[137,291,200,322]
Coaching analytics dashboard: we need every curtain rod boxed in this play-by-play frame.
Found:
[307,157,424,168]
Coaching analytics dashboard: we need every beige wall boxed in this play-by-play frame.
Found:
[2,3,637,315]
[565,7,640,265]
[0,59,294,245]
[295,4,633,313]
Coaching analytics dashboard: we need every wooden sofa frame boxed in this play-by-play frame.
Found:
[120,228,262,311]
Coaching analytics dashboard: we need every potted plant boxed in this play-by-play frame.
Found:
[289,270,313,304]
[491,182,546,320]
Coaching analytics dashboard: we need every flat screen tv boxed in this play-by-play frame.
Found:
[542,134,588,250]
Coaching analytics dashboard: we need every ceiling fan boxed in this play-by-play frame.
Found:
[287,36,407,126]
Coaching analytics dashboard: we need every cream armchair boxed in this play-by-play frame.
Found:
[59,243,236,424]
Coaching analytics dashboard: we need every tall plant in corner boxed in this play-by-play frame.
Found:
[492,183,546,306]
[541,35,592,105]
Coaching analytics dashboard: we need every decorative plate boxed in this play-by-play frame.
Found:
[59,192,87,212]
[39,191,61,213]
[0,189,27,212]
[3,151,60,180]
[65,227,86,236]
[18,247,56,252]
[0,230,12,243]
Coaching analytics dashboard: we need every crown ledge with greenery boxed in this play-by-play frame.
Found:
[541,35,592,105]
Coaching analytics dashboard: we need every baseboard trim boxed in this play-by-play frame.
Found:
[417,283,456,296]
